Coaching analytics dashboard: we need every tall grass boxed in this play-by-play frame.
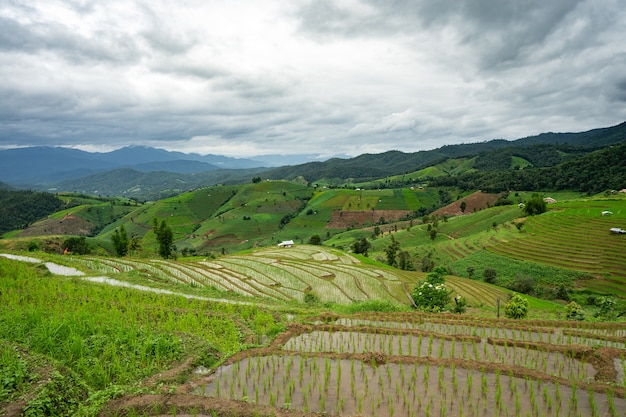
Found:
[0,258,283,414]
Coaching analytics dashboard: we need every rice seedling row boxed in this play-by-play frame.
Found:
[282,330,595,382]
[196,312,626,417]
[201,354,625,417]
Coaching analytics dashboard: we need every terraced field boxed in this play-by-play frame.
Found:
[37,245,509,308]
[191,312,626,417]
[487,201,626,296]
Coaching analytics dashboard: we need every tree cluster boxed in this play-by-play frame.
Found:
[0,190,63,235]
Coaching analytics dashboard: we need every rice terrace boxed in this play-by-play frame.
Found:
[2,238,626,416]
[2,129,626,416]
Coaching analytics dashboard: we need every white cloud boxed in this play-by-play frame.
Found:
[0,0,624,157]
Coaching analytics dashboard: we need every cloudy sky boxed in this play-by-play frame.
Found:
[1,0,625,158]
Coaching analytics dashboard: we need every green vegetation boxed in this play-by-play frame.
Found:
[0,189,63,236]
[0,257,287,416]
[411,266,451,312]
[504,294,530,319]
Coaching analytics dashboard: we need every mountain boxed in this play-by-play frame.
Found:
[0,146,265,185]
[514,121,626,147]
[2,121,624,196]
[260,122,626,183]
[48,167,266,200]
[430,141,626,194]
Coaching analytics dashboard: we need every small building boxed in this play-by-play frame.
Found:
[278,240,295,248]
[602,211,613,216]
[543,197,557,204]
[610,228,625,234]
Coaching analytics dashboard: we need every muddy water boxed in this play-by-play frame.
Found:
[199,354,624,417]
[333,318,626,349]
[283,331,596,382]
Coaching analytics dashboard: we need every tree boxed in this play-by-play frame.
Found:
[351,237,371,256]
[523,194,547,216]
[309,234,322,245]
[504,294,529,319]
[466,266,475,280]
[507,274,535,295]
[62,236,90,255]
[460,201,467,213]
[421,254,435,272]
[397,250,414,271]
[429,229,438,241]
[252,176,262,183]
[483,268,497,284]
[128,234,141,255]
[411,267,450,312]
[153,218,174,259]
[111,225,129,257]
[385,235,400,266]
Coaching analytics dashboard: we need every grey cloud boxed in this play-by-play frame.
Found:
[610,79,626,103]
[0,16,140,65]
[295,0,594,68]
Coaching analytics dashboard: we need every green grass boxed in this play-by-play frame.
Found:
[0,256,289,415]
[448,249,592,295]
[485,199,626,297]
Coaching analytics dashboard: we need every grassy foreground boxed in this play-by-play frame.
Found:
[0,257,293,416]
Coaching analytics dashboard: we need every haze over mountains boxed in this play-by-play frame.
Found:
[1,121,624,200]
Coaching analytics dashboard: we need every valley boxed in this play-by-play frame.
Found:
[1,125,626,416]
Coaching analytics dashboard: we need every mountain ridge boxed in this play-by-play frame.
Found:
[2,121,624,199]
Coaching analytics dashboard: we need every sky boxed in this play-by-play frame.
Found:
[1,0,625,158]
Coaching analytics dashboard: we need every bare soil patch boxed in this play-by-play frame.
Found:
[433,191,503,217]
[325,210,412,229]
[17,213,94,237]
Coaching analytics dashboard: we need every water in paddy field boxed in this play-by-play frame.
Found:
[198,355,625,417]
[284,331,596,381]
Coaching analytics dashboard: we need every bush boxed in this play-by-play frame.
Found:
[308,234,322,245]
[507,275,536,295]
[565,301,585,321]
[303,291,320,305]
[483,268,497,284]
[62,236,90,255]
[504,294,529,319]
[411,267,450,312]
[523,194,547,216]
[594,297,618,320]
[452,295,467,314]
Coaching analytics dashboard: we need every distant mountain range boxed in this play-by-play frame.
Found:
[1,121,624,200]
[0,145,330,185]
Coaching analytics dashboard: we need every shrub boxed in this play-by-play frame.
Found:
[594,297,618,320]
[507,274,536,295]
[565,301,585,321]
[303,291,320,305]
[483,268,497,284]
[523,194,547,216]
[452,295,468,314]
[62,236,90,255]
[411,267,450,312]
[308,234,322,245]
[504,294,529,319]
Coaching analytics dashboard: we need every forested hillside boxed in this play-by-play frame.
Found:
[0,190,64,235]
[431,141,626,193]
[261,122,626,183]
